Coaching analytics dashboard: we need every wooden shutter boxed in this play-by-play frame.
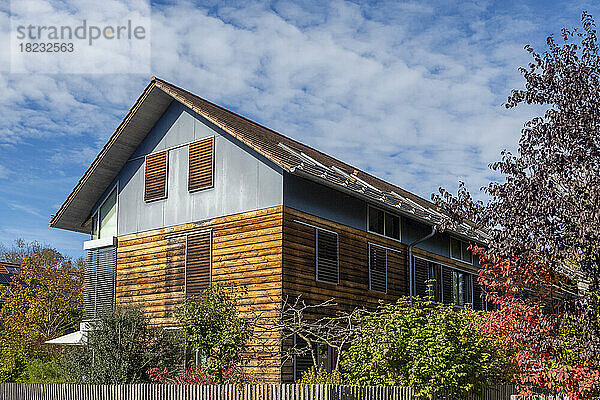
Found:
[144,151,167,201]
[185,231,211,296]
[85,246,116,320]
[413,257,429,297]
[442,267,453,305]
[369,244,387,293]
[316,228,338,284]
[189,137,214,191]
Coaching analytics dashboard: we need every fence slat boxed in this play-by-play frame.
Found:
[0,383,563,400]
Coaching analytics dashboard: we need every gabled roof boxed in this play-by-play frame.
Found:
[50,77,487,242]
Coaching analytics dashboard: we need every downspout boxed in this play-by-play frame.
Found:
[408,226,436,306]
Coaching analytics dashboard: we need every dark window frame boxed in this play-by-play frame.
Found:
[367,205,401,241]
[449,237,473,265]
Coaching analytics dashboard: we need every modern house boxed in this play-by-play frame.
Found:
[49,77,489,382]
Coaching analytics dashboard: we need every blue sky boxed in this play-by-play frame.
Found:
[0,0,598,259]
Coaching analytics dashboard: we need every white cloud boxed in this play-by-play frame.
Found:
[0,0,557,217]
[0,165,8,179]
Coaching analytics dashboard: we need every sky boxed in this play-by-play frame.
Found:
[0,0,598,259]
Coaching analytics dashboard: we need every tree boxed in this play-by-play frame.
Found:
[174,284,252,381]
[432,12,600,398]
[63,306,183,384]
[277,296,360,374]
[341,297,510,399]
[0,240,83,382]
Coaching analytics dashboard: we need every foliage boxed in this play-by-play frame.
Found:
[175,285,252,381]
[341,297,511,399]
[298,366,344,385]
[432,12,600,398]
[63,306,183,384]
[147,365,254,385]
[0,240,83,382]
[23,357,65,384]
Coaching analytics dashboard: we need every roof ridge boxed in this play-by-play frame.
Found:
[151,77,450,218]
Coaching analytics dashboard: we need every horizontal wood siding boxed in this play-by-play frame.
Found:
[281,207,479,382]
[116,206,284,383]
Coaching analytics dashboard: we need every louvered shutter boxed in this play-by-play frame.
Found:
[188,137,214,191]
[369,244,387,293]
[185,231,211,296]
[413,257,429,297]
[442,267,453,305]
[144,151,167,201]
[316,229,338,284]
[85,246,116,320]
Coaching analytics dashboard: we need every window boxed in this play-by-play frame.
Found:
[450,237,473,264]
[316,228,339,284]
[99,188,117,239]
[368,243,387,293]
[368,206,400,240]
[90,187,117,240]
[368,207,384,235]
[144,151,168,201]
[185,231,212,297]
[189,137,214,192]
[413,257,441,301]
[452,270,467,307]
[84,245,116,320]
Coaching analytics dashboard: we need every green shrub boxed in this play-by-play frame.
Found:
[299,366,344,384]
[63,306,184,384]
[24,357,65,383]
[341,297,511,399]
[175,285,252,381]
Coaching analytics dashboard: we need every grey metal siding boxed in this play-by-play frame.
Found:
[283,173,366,230]
[90,101,283,237]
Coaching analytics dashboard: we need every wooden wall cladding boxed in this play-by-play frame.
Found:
[116,206,284,383]
[280,207,479,382]
[144,151,168,201]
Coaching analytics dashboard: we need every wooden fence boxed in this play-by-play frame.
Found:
[0,383,524,400]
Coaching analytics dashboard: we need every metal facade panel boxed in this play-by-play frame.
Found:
[283,173,366,230]
[164,146,193,226]
[88,102,283,237]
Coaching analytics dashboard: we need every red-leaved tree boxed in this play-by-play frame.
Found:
[433,12,600,399]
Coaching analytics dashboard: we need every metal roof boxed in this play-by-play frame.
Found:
[50,77,488,242]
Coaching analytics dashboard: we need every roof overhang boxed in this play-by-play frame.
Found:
[45,330,86,345]
[49,81,173,233]
[50,76,488,244]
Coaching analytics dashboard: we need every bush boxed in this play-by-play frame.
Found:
[63,306,183,384]
[175,285,252,381]
[341,297,511,399]
[23,357,65,383]
[147,365,254,385]
[299,366,344,384]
